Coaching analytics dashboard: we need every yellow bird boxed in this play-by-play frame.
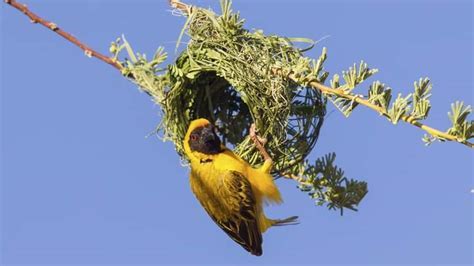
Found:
[183,118,297,256]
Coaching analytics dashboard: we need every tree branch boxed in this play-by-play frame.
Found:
[299,76,474,149]
[4,0,123,71]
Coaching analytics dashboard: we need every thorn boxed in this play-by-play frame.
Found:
[48,22,58,30]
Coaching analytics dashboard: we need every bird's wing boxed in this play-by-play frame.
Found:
[190,170,263,256]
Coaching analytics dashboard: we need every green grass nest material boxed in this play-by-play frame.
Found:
[117,1,329,175]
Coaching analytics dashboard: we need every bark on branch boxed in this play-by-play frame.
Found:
[4,0,123,71]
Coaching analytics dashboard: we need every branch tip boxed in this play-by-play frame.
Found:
[169,0,191,15]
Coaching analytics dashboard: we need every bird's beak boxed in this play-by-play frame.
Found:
[202,126,221,153]
[202,127,217,143]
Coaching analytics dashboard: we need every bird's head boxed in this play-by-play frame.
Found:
[184,119,224,161]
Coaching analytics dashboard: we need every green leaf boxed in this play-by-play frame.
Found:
[447,101,473,141]
[387,93,411,124]
[368,80,392,111]
[341,61,378,91]
[296,153,368,215]
[411,78,432,120]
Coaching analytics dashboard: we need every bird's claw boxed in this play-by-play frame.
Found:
[250,123,257,138]
[249,123,272,162]
[250,124,267,146]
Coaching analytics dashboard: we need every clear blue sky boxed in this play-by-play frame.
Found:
[1,0,473,265]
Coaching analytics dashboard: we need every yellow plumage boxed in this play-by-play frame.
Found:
[183,118,297,256]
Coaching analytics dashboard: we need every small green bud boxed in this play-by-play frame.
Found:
[109,43,117,54]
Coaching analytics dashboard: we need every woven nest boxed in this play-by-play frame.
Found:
[122,1,328,175]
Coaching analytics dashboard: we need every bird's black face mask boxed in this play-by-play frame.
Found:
[188,124,223,155]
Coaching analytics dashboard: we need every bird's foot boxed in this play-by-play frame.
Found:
[249,123,272,163]
[250,124,267,145]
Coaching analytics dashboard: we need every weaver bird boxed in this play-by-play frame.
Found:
[183,118,297,256]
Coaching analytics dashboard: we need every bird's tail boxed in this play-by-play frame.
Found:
[272,216,299,226]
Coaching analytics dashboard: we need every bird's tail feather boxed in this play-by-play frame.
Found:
[272,216,299,226]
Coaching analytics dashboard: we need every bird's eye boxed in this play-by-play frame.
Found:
[190,134,198,141]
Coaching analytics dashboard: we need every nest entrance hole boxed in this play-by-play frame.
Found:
[189,72,252,149]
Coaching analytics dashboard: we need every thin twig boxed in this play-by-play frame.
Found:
[169,0,191,15]
[302,78,474,149]
[4,0,123,71]
[282,173,311,185]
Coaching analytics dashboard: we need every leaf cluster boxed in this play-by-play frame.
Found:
[297,153,368,214]
[327,64,473,145]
